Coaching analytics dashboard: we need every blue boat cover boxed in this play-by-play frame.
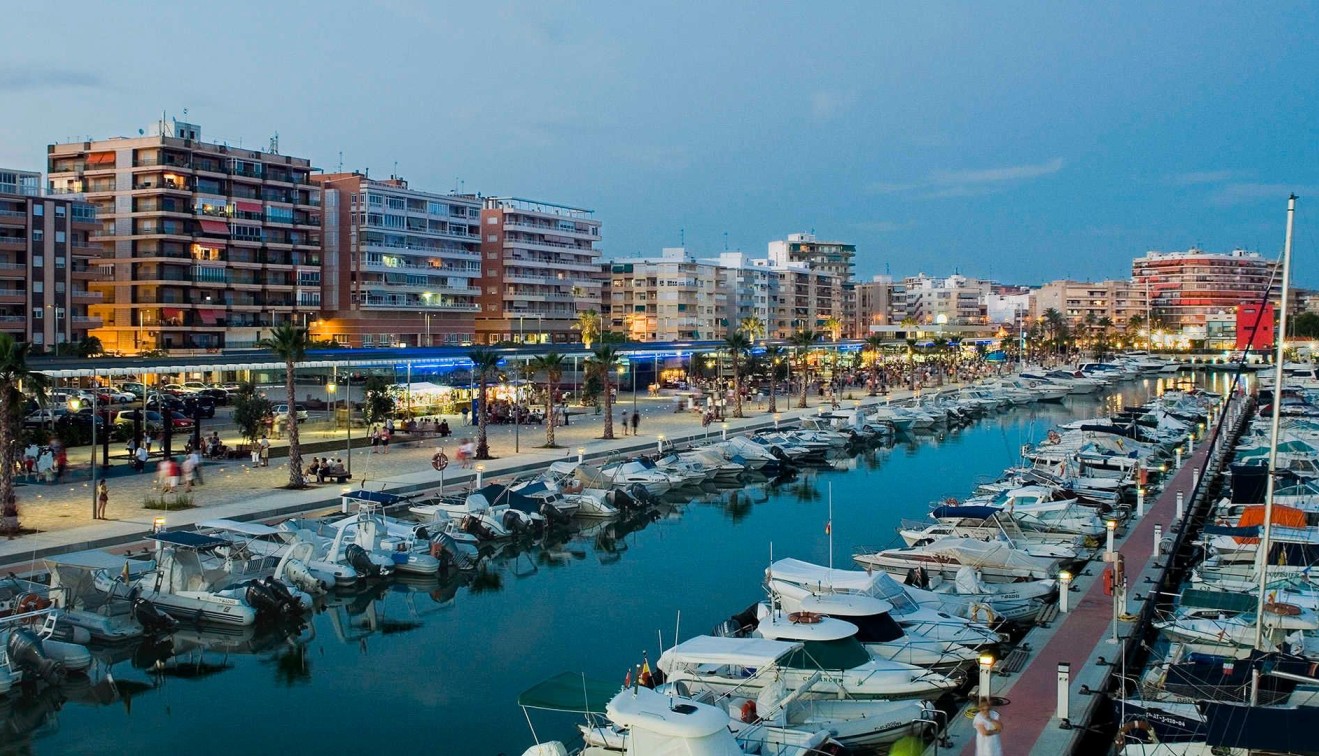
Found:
[149,531,228,549]
[931,505,999,520]
[343,488,409,505]
[1202,524,1261,537]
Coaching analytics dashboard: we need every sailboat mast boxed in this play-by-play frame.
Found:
[1254,194,1298,650]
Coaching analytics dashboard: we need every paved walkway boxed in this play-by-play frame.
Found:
[1,377,993,568]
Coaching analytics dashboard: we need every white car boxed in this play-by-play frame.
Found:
[273,404,309,423]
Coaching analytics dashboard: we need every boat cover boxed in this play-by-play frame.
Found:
[197,519,281,536]
[954,566,994,595]
[1180,588,1257,614]
[922,538,1056,571]
[769,558,882,593]
[1234,504,1307,544]
[517,671,620,714]
[1203,524,1261,538]
[343,489,409,505]
[664,636,798,667]
[931,505,999,520]
[149,531,227,549]
[476,484,542,515]
[45,549,144,570]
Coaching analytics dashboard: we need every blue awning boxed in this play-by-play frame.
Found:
[931,505,1000,520]
[149,531,228,549]
[1203,524,1261,537]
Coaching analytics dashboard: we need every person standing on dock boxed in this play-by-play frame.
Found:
[973,700,1004,756]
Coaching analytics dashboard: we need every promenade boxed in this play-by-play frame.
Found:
[0,378,968,568]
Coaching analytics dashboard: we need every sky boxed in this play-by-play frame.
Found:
[3,1,1317,285]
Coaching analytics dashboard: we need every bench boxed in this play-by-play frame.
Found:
[314,471,352,484]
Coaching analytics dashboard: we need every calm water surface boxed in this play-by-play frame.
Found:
[13,375,1235,755]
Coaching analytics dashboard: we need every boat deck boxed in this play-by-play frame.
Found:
[942,438,1221,755]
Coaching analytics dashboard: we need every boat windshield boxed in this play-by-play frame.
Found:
[846,612,905,643]
[780,638,871,671]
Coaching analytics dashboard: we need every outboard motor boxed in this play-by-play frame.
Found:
[539,502,569,526]
[243,580,284,619]
[260,577,305,616]
[769,446,791,464]
[429,532,478,570]
[132,597,178,635]
[904,566,931,589]
[7,627,64,685]
[281,559,328,595]
[627,483,657,507]
[502,509,528,535]
[344,543,381,577]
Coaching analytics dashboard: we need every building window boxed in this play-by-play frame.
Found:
[32,282,41,293]
[32,205,43,217]
[33,256,42,267]
[32,308,42,319]
[55,205,65,218]
[32,229,42,242]
[55,231,65,243]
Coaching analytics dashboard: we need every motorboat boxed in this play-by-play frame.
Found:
[599,459,678,495]
[657,632,960,701]
[853,537,1064,583]
[198,518,354,589]
[899,510,1085,563]
[1,610,94,680]
[962,486,1108,537]
[325,504,442,576]
[674,448,746,481]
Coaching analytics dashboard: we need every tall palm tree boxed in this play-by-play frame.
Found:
[788,329,819,409]
[574,309,601,350]
[257,324,309,488]
[864,334,885,396]
[584,345,622,439]
[723,332,752,418]
[738,316,765,344]
[763,345,786,414]
[0,335,45,510]
[1094,316,1115,358]
[822,316,844,343]
[467,348,501,459]
[530,351,566,448]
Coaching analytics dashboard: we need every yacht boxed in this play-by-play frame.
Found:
[853,536,1064,583]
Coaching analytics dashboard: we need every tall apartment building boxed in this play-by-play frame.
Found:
[1032,279,1146,329]
[47,119,321,353]
[478,198,603,344]
[312,173,480,348]
[605,248,725,341]
[767,232,856,280]
[902,274,990,325]
[1131,248,1281,332]
[855,275,907,334]
[0,170,101,349]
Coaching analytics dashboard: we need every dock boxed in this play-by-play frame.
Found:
[937,390,1252,755]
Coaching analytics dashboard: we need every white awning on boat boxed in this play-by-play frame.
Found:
[662,636,799,667]
[197,519,280,537]
[768,558,881,593]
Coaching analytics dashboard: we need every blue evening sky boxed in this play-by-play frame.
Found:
[3,2,1316,284]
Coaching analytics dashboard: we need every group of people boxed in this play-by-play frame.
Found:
[452,437,477,468]
[369,425,392,453]
[306,457,349,483]
[19,439,68,484]
[460,399,544,426]
[616,410,641,436]
[155,450,205,494]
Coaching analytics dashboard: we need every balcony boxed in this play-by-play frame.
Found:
[72,316,101,326]
[361,297,480,312]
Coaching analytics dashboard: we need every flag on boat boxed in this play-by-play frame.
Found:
[824,520,831,536]
[121,560,131,585]
[639,660,654,688]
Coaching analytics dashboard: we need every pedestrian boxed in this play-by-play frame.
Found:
[181,453,197,492]
[370,427,380,454]
[250,442,261,467]
[631,411,640,436]
[380,426,390,454]
[96,480,109,520]
[3,494,17,539]
[460,406,470,426]
[156,457,173,492]
[189,448,204,485]
[259,434,270,467]
[135,443,149,472]
[973,699,1004,756]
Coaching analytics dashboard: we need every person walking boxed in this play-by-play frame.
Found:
[380,426,390,454]
[258,434,270,467]
[370,427,380,454]
[630,411,640,436]
[181,453,197,492]
[189,448,204,485]
[973,699,1004,756]
[135,443,149,472]
[96,480,109,520]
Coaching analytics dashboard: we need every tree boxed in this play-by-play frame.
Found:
[361,375,396,426]
[864,334,886,396]
[762,345,787,414]
[1124,314,1146,349]
[1094,316,1115,359]
[574,309,601,350]
[723,332,752,418]
[1292,312,1319,340]
[257,324,309,488]
[584,344,622,439]
[738,316,765,343]
[822,316,844,343]
[530,351,566,448]
[0,335,45,511]
[232,382,272,448]
[788,329,819,409]
[467,349,501,459]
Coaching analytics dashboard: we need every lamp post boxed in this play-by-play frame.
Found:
[1106,518,1117,555]
[978,653,995,702]
[345,369,352,475]
[1058,570,1072,612]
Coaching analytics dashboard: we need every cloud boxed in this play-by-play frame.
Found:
[0,67,104,91]
[869,157,1064,198]
[1168,170,1235,186]
[1208,182,1317,206]
[810,89,857,121]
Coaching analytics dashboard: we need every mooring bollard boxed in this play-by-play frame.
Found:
[979,654,995,702]
[1192,467,1200,491]
[1059,571,1072,612]
[1136,486,1146,518]
[656,435,665,454]
[1154,523,1164,556]
[1176,491,1185,521]
[1187,432,1195,455]
[1057,662,1071,723]
[1175,447,1183,469]
[1106,519,1117,555]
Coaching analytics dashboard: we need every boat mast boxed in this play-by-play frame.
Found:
[1254,194,1298,650]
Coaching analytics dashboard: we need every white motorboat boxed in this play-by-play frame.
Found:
[963,485,1108,537]
[719,436,778,469]
[853,537,1064,583]
[676,448,746,481]
[199,518,354,589]
[326,504,441,576]
[900,510,1085,563]
[599,459,677,495]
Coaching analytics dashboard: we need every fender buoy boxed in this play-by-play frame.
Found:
[1265,602,1302,616]
[969,602,995,624]
[431,452,449,471]
[787,611,822,624]
[740,699,759,724]
[16,593,50,615]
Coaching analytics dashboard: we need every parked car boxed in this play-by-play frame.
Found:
[146,395,184,413]
[118,382,146,398]
[165,411,195,429]
[218,382,243,392]
[180,395,216,418]
[273,403,309,423]
[161,384,190,396]
[23,409,66,428]
[113,410,164,432]
[104,389,137,404]
[197,388,229,405]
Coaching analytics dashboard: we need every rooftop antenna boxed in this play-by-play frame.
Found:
[680,227,685,247]
[337,151,343,172]
[269,132,279,155]
[723,231,729,251]
[392,160,398,179]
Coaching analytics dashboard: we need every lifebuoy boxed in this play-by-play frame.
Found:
[1265,601,1302,616]
[16,593,50,615]
[969,602,995,624]
[787,611,822,624]
[431,452,449,471]
[944,497,959,506]
[740,699,759,723]
[1114,719,1155,749]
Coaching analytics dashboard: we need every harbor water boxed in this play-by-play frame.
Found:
[12,374,1234,756]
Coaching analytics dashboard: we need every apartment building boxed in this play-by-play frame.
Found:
[312,173,480,348]
[855,275,907,334]
[1131,248,1281,332]
[478,198,603,344]
[767,232,855,281]
[902,274,990,325]
[1032,279,1146,329]
[47,118,321,353]
[0,170,101,349]
[605,248,725,341]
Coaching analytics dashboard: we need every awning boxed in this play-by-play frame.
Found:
[517,672,619,714]
[87,152,115,166]
[161,308,183,319]
[235,200,262,214]
[198,219,230,235]
[197,309,221,325]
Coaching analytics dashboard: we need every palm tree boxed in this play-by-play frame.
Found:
[585,345,622,439]
[530,351,566,448]
[738,316,765,343]
[864,334,886,396]
[467,348,501,459]
[574,309,601,350]
[1094,316,1115,359]
[763,345,786,414]
[0,335,45,510]
[723,332,752,418]
[788,329,819,408]
[822,316,844,343]
[257,324,309,488]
